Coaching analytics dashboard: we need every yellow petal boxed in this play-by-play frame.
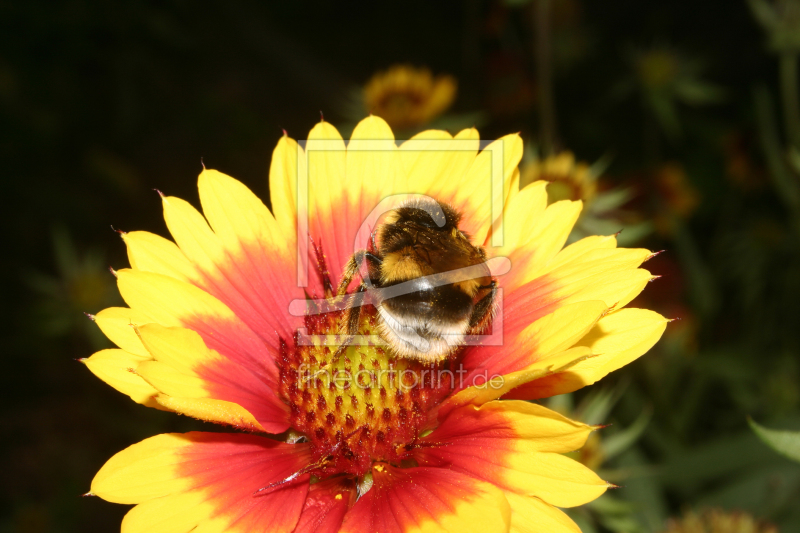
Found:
[340,116,401,266]
[268,134,300,246]
[400,128,481,201]
[503,200,583,290]
[460,133,523,244]
[518,300,608,358]
[161,194,223,277]
[528,248,654,311]
[478,401,594,453]
[340,466,511,533]
[133,323,280,432]
[518,308,668,399]
[94,307,155,357]
[494,180,548,254]
[121,491,214,533]
[92,433,194,504]
[137,360,207,398]
[504,447,608,507]
[123,231,197,284]
[135,323,219,399]
[576,308,668,381]
[82,349,159,407]
[115,269,284,396]
[541,234,619,272]
[137,323,209,373]
[154,396,264,432]
[416,484,511,533]
[98,433,311,532]
[304,121,350,279]
[346,115,398,205]
[198,168,290,259]
[306,121,346,226]
[420,400,605,509]
[165,171,302,346]
[505,493,581,533]
[116,269,234,330]
[445,346,593,409]
[502,245,654,342]
[398,129,456,194]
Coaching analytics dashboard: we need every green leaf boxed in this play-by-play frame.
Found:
[602,407,653,461]
[673,79,726,105]
[746,0,779,31]
[647,92,682,140]
[587,187,634,213]
[748,417,800,462]
[697,462,800,516]
[576,387,620,426]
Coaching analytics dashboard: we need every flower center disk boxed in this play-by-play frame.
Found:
[278,306,452,478]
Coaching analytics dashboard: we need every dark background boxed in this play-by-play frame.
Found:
[2,1,799,531]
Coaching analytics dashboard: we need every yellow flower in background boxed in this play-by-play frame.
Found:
[364,65,456,130]
[662,508,778,533]
[83,116,667,532]
[637,49,680,91]
[520,151,597,205]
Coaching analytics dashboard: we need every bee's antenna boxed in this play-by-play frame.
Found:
[309,233,333,297]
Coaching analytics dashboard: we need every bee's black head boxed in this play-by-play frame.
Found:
[392,198,460,230]
[377,199,462,254]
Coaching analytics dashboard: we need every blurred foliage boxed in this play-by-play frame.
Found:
[749,418,800,462]
[3,1,800,532]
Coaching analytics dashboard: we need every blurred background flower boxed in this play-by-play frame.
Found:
[3,1,800,531]
[661,508,778,533]
[25,227,121,349]
[520,150,597,204]
[363,64,457,131]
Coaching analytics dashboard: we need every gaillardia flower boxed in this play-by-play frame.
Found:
[84,116,666,532]
[364,65,456,131]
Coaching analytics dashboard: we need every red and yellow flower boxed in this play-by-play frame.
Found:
[83,116,667,532]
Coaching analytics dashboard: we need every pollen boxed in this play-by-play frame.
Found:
[277,303,453,478]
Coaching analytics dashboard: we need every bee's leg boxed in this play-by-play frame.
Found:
[325,283,366,370]
[337,250,382,296]
[370,229,378,253]
[314,252,380,380]
[468,280,498,332]
[307,290,360,381]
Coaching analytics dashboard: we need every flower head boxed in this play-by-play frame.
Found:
[520,151,597,205]
[84,117,666,532]
[364,65,456,131]
[662,508,778,533]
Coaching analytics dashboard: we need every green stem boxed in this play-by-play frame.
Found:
[754,84,800,239]
[779,53,800,152]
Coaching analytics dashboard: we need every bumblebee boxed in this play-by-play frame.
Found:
[336,198,497,362]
